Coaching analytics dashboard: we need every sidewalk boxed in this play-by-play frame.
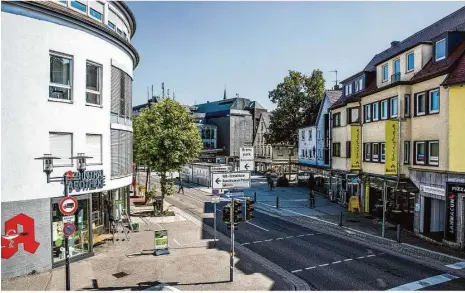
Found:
[1,208,286,291]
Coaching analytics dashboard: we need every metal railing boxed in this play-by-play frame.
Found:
[391,72,401,83]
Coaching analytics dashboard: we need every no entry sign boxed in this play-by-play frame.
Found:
[63,223,76,237]
[59,196,78,215]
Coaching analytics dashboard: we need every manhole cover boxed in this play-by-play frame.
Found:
[112,271,129,279]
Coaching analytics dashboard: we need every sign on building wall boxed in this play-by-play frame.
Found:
[1,213,40,259]
[62,170,106,194]
[444,182,464,242]
[350,126,361,170]
[385,120,398,175]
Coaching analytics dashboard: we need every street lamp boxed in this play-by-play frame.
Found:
[34,152,92,291]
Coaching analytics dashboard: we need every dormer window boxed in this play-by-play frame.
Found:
[358,78,363,91]
[348,83,352,95]
[382,64,389,82]
[435,39,446,61]
[407,52,415,72]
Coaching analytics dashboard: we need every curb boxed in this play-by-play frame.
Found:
[168,202,311,291]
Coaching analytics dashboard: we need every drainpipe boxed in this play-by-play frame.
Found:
[357,98,364,210]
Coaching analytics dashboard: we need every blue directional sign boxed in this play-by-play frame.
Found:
[63,223,76,237]
[224,190,245,198]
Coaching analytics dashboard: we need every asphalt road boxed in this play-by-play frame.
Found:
[166,185,465,291]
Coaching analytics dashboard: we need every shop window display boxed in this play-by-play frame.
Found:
[51,198,90,263]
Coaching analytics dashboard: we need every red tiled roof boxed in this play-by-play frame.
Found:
[443,50,465,86]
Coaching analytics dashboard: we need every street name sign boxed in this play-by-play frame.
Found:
[210,166,231,173]
[212,172,251,189]
[239,159,255,171]
[240,147,254,160]
[59,196,78,216]
[224,190,245,198]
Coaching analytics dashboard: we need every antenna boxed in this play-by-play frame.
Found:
[147,86,149,102]
[167,88,170,98]
[151,85,154,98]
[173,87,176,100]
[162,82,165,98]
[329,70,338,89]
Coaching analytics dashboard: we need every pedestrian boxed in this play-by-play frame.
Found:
[177,177,184,194]
[309,190,316,208]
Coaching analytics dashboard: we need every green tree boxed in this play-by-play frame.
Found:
[264,70,325,145]
[133,99,203,212]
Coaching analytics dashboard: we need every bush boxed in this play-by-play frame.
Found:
[276,176,289,187]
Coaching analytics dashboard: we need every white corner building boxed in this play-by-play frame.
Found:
[1,0,139,278]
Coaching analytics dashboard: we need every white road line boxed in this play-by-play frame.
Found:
[344,258,353,262]
[332,261,342,264]
[173,238,181,246]
[253,240,262,244]
[291,269,302,273]
[296,234,305,237]
[280,208,339,226]
[247,221,270,232]
[305,266,316,270]
[241,242,250,245]
[264,239,273,242]
[306,233,315,236]
[367,254,376,258]
[378,252,386,255]
[387,273,459,291]
[319,263,329,267]
[286,236,294,239]
[276,237,284,240]
[357,256,365,259]
[445,261,465,270]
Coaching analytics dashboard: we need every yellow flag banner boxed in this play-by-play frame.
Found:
[350,126,361,171]
[385,120,398,175]
[365,181,370,213]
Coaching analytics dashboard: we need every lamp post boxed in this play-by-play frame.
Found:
[34,153,92,291]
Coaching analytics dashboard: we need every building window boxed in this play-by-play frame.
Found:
[71,1,87,13]
[108,21,116,30]
[364,104,371,122]
[435,39,446,61]
[308,129,312,140]
[348,83,352,95]
[349,107,360,123]
[372,102,379,121]
[393,59,401,82]
[390,97,398,118]
[49,132,73,167]
[301,130,305,141]
[428,141,439,166]
[404,94,410,117]
[111,129,133,178]
[372,143,379,161]
[111,66,132,120]
[89,1,104,21]
[416,93,426,115]
[382,64,388,82]
[429,89,440,114]
[358,78,363,91]
[407,52,415,72]
[380,143,386,162]
[86,134,102,165]
[345,85,349,96]
[49,53,72,101]
[404,141,410,164]
[355,80,359,92]
[364,143,371,161]
[380,100,388,120]
[333,113,341,127]
[415,142,426,165]
[59,1,68,6]
[332,143,341,157]
[86,61,102,105]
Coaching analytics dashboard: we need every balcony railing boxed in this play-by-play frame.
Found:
[391,72,401,83]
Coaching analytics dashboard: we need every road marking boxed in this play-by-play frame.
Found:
[173,238,181,246]
[264,239,273,242]
[306,233,315,236]
[253,240,262,244]
[296,234,305,237]
[276,237,284,240]
[242,242,250,245]
[332,261,342,264]
[305,266,316,270]
[291,269,302,273]
[280,208,339,226]
[387,273,459,291]
[345,230,355,234]
[367,254,376,258]
[286,236,294,239]
[319,263,329,267]
[445,261,465,270]
[344,258,353,262]
[357,256,365,259]
[378,252,386,255]
[247,222,270,232]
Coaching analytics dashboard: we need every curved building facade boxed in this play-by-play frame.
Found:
[1,1,139,278]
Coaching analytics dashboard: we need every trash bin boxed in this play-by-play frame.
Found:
[131,222,140,232]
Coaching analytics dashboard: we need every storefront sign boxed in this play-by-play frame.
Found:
[385,120,398,175]
[444,182,464,242]
[420,185,445,197]
[1,213,40,259]
[154,229,169,256]
[350,126,361,171]
[62,170,106,193]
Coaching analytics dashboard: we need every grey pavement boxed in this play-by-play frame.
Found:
[1,209,286,291]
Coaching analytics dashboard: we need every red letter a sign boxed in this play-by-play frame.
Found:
[2,213,40,259]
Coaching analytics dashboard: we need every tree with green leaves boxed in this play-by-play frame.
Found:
[264,70,325,146]
[133,98,203,213]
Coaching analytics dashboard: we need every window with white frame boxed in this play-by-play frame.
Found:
[380,143,386,162]
[382,64,388,82]
[308,129,312,140]
[49,132,73,166]
[348,83,352,95]
[429,89,440,113]
[349,107,360,123]
[381,100,388,119]
[435,39,446,61]
[373,102,379,121]
[86,134,102,165]
[404,94,410,117]
[345,85,349,96]
[372,143,379,161]
[86,61,102,105]
[89,1,104,22]
[390,97,398,118]
[358,78,363,91]
[355,80,359,92]
[49,52,73,101]
[333,113,341,127]
[71,1,87,13]
[415,142,426,164]
[364,104,371,122]
[301,130,305,141]
[364,143,371,161]
[429,141,439,166]
[416,93,426,115]
[407,52,415,72]
[404,141,410,164]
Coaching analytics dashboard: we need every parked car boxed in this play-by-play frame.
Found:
[297,172,311,186]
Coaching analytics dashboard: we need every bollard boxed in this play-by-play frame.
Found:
[339,212,343,227]
[396,224,401,243]
[276,197,279,209]
[254,192,257,202]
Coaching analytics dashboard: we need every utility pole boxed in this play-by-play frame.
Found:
[230,198,234,282]
[382,179,387,238]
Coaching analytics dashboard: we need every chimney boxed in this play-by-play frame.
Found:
[333,85,340,90]
[391,41,400,47]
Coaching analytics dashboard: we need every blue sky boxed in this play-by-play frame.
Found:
[127,1,464,110]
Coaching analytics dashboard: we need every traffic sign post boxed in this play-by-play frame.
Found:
[59,196,78,216]
[212,172,251,189]
[63,223,76,237]
[212,195,220,245]
[239,147,255,172]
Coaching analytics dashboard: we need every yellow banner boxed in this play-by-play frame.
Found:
[385,120,398,175]
[365,181,370,213]
[350,126,361,171]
